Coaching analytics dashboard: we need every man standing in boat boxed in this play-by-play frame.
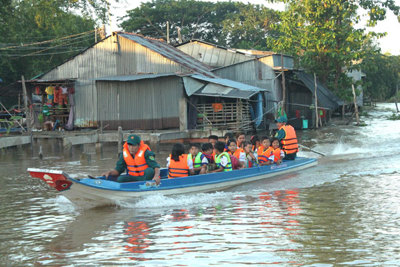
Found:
[102,134,161,184]
[275,116,299,160]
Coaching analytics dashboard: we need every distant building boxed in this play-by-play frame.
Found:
[27,32,267,131]
[177,41,342,129]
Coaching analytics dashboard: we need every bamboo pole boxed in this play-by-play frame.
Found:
[281,54,286,113]
[21,75,31,133]
[352,84,360,125]
[0,102,26,131]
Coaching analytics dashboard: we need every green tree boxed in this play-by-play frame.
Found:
[119,0,280,48]
[221,3,281,50]
[120,0,237,45]
[267,0,399,101]
[0,0,103,86]
[361,51,400,100]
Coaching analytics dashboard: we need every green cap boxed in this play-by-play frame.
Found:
[275,116,287,123]
[127,134,141,145]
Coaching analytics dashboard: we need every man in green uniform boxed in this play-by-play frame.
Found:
[101,134,161,184]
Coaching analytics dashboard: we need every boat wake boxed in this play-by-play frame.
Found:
[117,191,235,209]
[46,195,79,214]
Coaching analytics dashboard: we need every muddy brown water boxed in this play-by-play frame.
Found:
[1,103,400,265]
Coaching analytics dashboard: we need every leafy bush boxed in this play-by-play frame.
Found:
[387,113,400,120]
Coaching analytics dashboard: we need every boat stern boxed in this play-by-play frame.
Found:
[27,168,72,191]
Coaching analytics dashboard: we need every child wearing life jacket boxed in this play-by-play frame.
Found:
[189,143,207,175]
[167,143,194,178]
[268,137,285,165]
[201,142,215,172]
[208,135,218,160]
[224,132,234,151]
[243,141,258,168]
[212,141,233,172]
[201,143,214,163]
[227,139,245,169]
[250,135,260,154]
[236,132,246,149]
[258,136,273,166]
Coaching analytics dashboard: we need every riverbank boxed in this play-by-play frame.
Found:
[3,103,397,149]
[0,128,230,149]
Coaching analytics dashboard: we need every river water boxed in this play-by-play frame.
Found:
[1,103,400,266]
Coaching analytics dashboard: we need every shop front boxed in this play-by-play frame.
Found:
[26,79,76,131]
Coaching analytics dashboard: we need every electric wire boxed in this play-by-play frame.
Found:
[0,33,95,51]
[0,30,95,50]
[1,35,95,58]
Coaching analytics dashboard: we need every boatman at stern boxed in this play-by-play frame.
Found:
[275,116,299,160]
[101,134,161,184]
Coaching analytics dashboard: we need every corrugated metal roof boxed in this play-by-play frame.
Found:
[191,74,268,92]
[176,39,248,55]
[96,73,177,82]
[183,74,268,99]
[295,71,344,109]
[176,40,254,68]
[119,33,217,78]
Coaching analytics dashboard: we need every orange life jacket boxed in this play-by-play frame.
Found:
[233,148,244,160]
[168,154,190,178]
[257,145,265,155]
[271,147,282,163]
[258,146,273,164]
[122,141,150,176]
[281,125,299,154]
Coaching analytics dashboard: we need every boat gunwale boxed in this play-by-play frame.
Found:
[68,158,318,192]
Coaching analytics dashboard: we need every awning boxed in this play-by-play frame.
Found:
[294,71,343,110]
[183,74,269,99]
[96,73,177,82]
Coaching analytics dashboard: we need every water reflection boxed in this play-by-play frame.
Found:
[124,221,151,260]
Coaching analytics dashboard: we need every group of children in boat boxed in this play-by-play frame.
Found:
[167,132,288,178]
[102,116,298,183]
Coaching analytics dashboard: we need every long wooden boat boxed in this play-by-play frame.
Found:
[28,157,317,209]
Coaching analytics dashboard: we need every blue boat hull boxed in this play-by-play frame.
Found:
[29,157,317,209]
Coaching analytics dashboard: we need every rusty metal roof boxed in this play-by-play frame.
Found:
[118,32,217,78]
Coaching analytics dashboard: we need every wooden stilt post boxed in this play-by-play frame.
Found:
[395,84,399,113]
[118,126,123,156]
[342,104,345,120]
[281,54,286,113]
[21,75,31,133]
[314,73,319,129]
[352,84,360,125]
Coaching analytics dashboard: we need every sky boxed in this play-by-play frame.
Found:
[108,0,400,55]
